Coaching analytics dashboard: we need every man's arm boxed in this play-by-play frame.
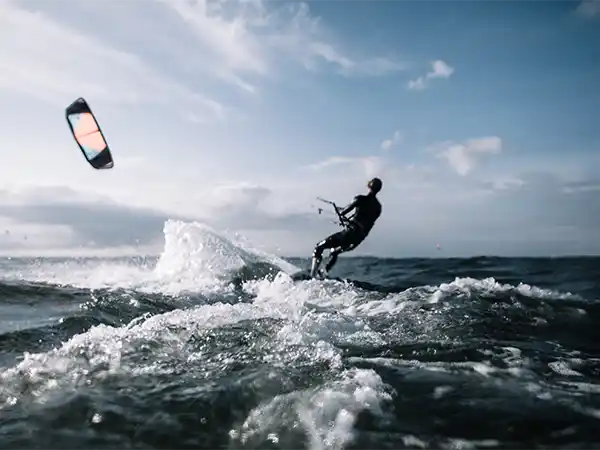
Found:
[339,196,359,217]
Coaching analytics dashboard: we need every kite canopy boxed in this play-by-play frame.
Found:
[65,97,114,169]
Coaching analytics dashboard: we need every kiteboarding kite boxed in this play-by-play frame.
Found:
[65,97,114,169]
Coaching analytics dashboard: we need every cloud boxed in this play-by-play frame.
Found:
[0,0,406,131]
[0,217,74,251]
[575,0,600,18]
[381,130,403,151]
[305,155,384,179]
[474,172,600,237]
[295,158,600,257]
[305,156,358,171]
[155,0,268,93]
[169,0,409,79]
[376,168,600,257]
[0,161,599,258]
[0,1,227,122]
[563,180,600,193]
[408,59,454,91]
[0,184,327,255]
[0,1,596,260]
[0,187,183,249]
[198,182,351,232]
[434,136,502,176]
[202,159,600,257]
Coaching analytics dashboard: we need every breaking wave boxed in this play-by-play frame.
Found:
[0,220,598,449]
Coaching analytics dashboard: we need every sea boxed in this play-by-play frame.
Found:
[0,220,599,449]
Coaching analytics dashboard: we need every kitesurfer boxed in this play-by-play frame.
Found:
[310,177,383,278]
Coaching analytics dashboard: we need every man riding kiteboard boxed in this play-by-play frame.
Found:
[310,177,383,279]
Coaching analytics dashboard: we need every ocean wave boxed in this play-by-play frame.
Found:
[0,220,598,449]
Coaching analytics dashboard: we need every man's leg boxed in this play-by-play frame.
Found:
[310,249,323,278]
[310,231,344,278]
[324,247,343,273]
[323,233,364,275]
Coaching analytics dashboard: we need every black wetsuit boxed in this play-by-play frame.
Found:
[311,193,381,276]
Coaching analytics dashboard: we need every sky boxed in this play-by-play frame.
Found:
[0,0,599,258]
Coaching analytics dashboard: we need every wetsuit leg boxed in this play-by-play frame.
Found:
[317,229,365,276]
[325,248,342,272]
[324,235,364,273]
[311,231,345,278]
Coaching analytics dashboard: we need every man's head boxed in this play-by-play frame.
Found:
[367,177,382,195]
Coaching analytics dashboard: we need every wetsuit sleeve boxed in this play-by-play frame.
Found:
[340,196,359,216]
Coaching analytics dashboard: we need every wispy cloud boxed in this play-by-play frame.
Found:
[0,0,405,126]
[305,155,383,178]
[305,156,358,171]
[434,136,502,176]
[575,0,600,18]
[408,60,454,91]
[156,0,268,93]
[0,2,232,126]
[141,0,409,90]
[381,130,403,151]
[0,1,227,122]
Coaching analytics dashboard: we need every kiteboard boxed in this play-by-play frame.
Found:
[290,270,381,291]
[290,270,319,282]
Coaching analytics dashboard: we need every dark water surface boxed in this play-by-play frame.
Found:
[0,237,598,449]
